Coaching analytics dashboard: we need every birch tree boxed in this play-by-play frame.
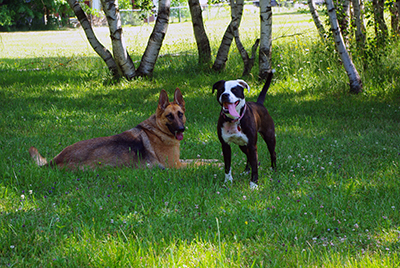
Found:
[372,0,388,45]
[307,0,326,40]
[397,0,400,35]
[326,0,363,94]
[212,0,244,71]
[66,0,119,79]
[188,0,211,64]
[351,0,366,50]
[101,0,136,80]
[229,0,256,76]
[390,0,400,36]
[136,0,171,76]
[259,0,273,79]
[338,0,351,47]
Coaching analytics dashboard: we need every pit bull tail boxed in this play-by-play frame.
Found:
[256,70,274,104]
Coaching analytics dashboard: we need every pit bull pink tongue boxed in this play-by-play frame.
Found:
[227,103,240,117]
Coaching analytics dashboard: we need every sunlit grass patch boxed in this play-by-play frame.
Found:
[1,8,400,267]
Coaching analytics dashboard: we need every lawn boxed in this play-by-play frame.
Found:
[1,8,400,267]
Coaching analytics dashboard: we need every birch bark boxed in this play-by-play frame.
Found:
[372,0,388,44]
[397,0,400,35]
[338,0,351,47]
[67,0,119,78]
[229,0,253,76]
[390,1,399,36]
[307,0,326,40]
[101,0,136,80]
[259,0,273,79]
[351,0,366,49]
[188,0,211,64]
[212,0,244,72]
[326,0,363,94]
[137,0,171,77]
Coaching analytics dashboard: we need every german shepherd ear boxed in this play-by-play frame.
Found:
[158,89,170,111]
[212,80,225,94]
[173,88,185,112]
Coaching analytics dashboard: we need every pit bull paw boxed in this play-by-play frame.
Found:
[250,181,258,190]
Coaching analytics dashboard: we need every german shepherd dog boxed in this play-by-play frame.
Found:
[29,88,188,170]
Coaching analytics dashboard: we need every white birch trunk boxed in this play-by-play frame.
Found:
[137,0,170,77]
[212,0,244,71]
[259,0,273,79]
[188,0,211,64]
[351,0,366,49]
[398,0,400,27]
[230,0,252,76]
[372,0,388,43]
[397,0,400,34]
[307,0,326,40]
[326,0,363,94]
[101,0,136,80]
[67,0,119,78]
[390,1,399,35]
[339,0,351,48]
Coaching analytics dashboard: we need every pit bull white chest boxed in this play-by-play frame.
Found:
[213,73,277,189]
[221,121,248,146]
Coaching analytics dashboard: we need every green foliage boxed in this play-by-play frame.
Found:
[0,10,399,267]
[0,0,70,31]
[0,4,14,27]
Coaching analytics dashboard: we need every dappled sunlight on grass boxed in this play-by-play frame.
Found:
[1,9,400,267]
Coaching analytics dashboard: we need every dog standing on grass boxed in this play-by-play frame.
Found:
[212,72,276,189]
[29,88,189,170]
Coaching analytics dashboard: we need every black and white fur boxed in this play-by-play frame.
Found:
[212,72,276,189]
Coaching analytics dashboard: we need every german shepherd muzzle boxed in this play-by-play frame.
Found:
[212,72,276,189]
[29,88,187,170]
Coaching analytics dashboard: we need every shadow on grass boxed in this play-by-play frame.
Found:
[1,55,400,265]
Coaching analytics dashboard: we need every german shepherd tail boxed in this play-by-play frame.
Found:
[29,147,48,167]
[256,70,274,105]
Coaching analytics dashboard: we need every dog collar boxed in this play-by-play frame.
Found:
[221,103,247,123]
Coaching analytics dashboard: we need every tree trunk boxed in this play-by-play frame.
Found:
[137,0,171,77]
[308,0,326,40]
[390,1,399,36]
[101,0,136,80]
[338,0,351,47]
[351,0,366,50]
[188,0,211,64]
[397,0,400,35]
[229,0,253,76]
[259,0,273,79]
[326,0,363,94]
[212,0,244,72]
[67,0,119,79]
[372,0,388,45]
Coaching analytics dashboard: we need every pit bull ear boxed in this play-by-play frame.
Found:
[173,88,185,112]
[237,79,250,93]
[212,80,225,94]
[158,89,169,111]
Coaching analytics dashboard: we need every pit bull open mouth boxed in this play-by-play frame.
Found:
[222,100,240,118]
[212,73,277,189]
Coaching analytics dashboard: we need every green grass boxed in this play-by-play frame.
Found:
[1,10,400,267]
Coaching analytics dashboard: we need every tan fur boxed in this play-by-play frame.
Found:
[29,88,189,170]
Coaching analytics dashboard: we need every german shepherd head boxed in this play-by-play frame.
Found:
[156,88,186,141]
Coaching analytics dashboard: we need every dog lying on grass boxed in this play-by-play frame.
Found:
[29,88,198,170]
